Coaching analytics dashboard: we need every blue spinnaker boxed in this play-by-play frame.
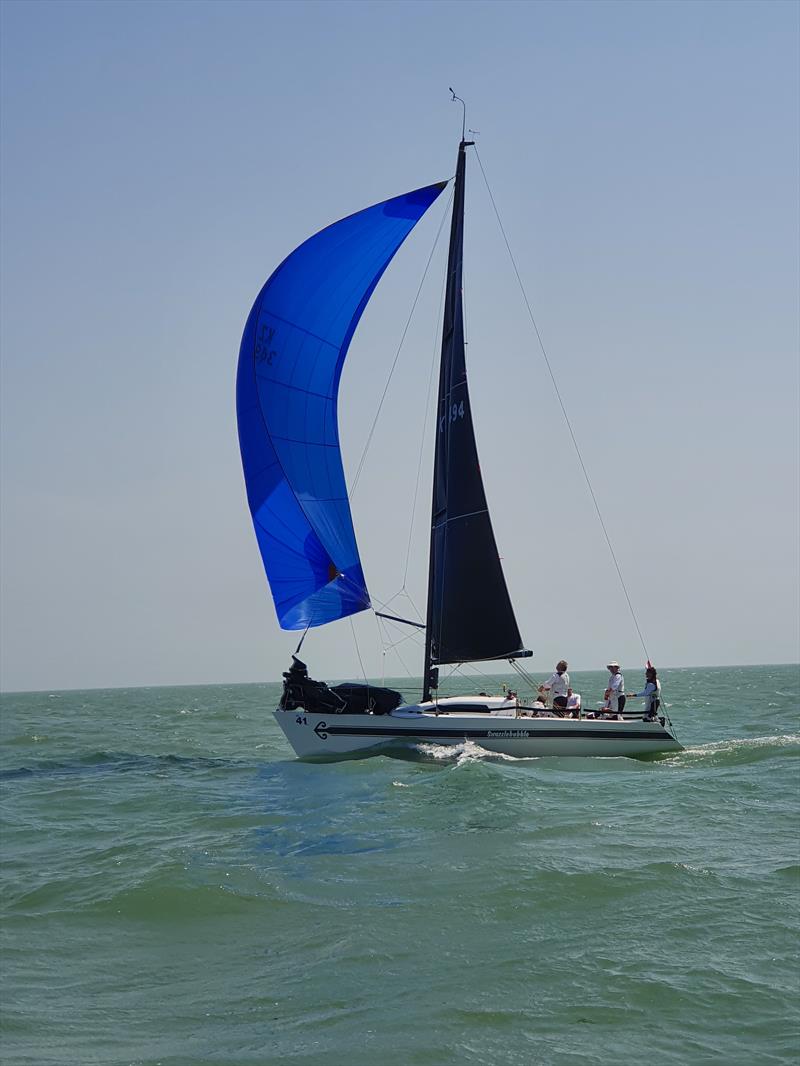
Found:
[237,181,446,630]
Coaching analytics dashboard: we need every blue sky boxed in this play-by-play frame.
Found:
[1,0,798,691]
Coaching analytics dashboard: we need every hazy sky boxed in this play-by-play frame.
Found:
[1,0,798,692]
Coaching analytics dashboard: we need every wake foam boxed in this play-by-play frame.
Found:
[664,734,800,766]
[410,740,530,764]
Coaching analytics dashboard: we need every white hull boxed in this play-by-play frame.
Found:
[274,696,682,761]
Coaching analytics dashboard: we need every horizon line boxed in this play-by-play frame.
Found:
[2,660,798,697]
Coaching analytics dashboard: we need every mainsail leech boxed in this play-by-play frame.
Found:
[237,182,446,631]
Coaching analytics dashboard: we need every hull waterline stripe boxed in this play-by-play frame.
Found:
[315,724,673,742]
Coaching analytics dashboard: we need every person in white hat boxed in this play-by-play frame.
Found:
[603,662,626,718]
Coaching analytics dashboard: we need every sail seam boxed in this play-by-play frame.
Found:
[257,380,335,403]
[259,312,338,350]
[270,436,338,448]
[433,508,489,528]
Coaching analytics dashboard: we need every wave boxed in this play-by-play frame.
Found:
[6,863,268,921]
[0,751,254,781]
[662,734,800,768]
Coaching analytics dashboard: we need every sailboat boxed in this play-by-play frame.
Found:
[236,130,682,760]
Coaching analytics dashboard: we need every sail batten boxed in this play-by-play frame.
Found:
[238,181,446,631]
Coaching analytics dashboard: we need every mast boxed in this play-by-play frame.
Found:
[423,139,471,700]
[422,140,530,702]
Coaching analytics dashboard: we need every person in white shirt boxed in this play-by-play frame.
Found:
[539,660,571,714]
[603,661,625,717]
[630,665,662,721]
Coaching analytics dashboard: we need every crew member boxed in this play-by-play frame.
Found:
[539,660,571,714]
[630,665,661,721]
[604,661,625,717]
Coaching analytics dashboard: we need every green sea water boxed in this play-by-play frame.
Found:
[1,664,798,1066]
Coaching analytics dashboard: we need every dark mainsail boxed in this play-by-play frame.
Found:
[422,141,530,699]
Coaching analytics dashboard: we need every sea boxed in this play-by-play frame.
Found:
[1,664,798,1066]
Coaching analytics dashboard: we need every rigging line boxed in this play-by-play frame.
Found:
[371,606,426,651]
[372,611,390,687]
[509,658,529,678]
[383,634,424,655]
[402,214,451,588]
[378,625,423,688]
[473,146,650,664]
[439,661,509,692]
[379,630,421,654]
[398,588,424,623]
[509,660,538,693]
[370,587,424,623]
[375,619,425,658]
[445,660,508,691]
[294,622,312,656]
[508,656,537,684]
[350,185,455,498]
[374,607,426,640]
[349,617,369,684]
[371,598,427,654]
[376,588,406,611]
